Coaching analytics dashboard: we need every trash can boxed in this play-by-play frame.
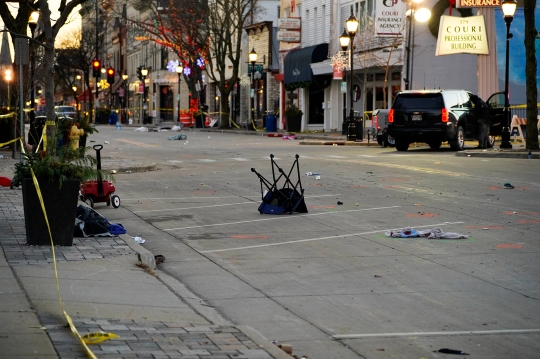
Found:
[265,113,277,132]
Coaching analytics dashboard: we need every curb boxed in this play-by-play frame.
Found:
[119,235,292,359]
[120,233,156,270]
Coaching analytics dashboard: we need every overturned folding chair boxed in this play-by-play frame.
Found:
[251,154,308,215]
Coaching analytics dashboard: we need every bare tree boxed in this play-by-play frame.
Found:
[204,0,258,128]
[56,27,102,120]
[524,0,539,150]
[0,0,90,153]
[127,0,210,116]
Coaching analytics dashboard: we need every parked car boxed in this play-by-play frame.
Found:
[55,106,77,118]
[387,90,504,151]
[372,109,395,147]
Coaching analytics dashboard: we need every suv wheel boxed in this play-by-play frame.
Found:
[428,140,442,149]
[395,139,409,151]
[385,133,396,147]
[450,126,465,151]
[487,135,495,148]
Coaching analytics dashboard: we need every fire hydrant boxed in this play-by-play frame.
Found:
[69,125,84,149]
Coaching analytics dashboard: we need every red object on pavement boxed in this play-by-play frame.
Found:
[0,176,12,187]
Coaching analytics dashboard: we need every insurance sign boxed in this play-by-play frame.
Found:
[375,0,404,37]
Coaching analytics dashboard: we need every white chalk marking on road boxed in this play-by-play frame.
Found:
[198,159,216,162]
[231,158,249,161]
[356,155,377,158]
[200,221,464,253]
[134,202,254,213]
[333,329,540,339]
[165,206,402,232]
[326,155,347,158]
[117,139,157,148]
[122,196,240,201]
[122,194,342,202]
[166,160,184,163]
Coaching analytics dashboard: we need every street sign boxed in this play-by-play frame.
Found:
[340,81,347,94]
[138,83,144,94]
[248,64,263,75]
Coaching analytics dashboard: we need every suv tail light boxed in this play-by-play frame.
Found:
[373,115,379,128]
[442,108,448,122]
[388,109,394,123]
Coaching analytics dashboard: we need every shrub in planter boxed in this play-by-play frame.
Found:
[12,144,114,246]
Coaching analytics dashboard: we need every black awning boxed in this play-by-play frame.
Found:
[284,43,329,85]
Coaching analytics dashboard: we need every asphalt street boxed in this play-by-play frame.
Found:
[65,126,540,358]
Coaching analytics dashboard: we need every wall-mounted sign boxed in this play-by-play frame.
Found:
[375,0,404,37]
[278,18,301,29]
[333,64,343,80]
[277,30,301,42]
[456,0,501,8]
[436,15,489,56]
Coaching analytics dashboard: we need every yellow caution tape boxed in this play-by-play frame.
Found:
[82,332,120,344]
[0,112,16,119]
[0,137,21,148]
[23,136,113,359]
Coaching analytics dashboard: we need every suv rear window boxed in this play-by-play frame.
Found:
[393,94,444,110]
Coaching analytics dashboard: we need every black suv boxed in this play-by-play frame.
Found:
[387,90,504,151]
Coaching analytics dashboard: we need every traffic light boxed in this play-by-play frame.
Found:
[92,59,101,78]
[107,67,115,84]
[136,66,143,81]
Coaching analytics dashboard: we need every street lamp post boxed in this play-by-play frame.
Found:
[248,48,257,130]
[339,14,359,138]
[5,69,13,157]
[122,72,128,124]
[500,0,517,149]
[175,64,183,126]
[403,0,431,90]
[339,29,350,135]
[140,67,149,124]
[28,11,39,146]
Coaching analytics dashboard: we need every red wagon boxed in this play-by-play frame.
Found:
[79,144,120,208]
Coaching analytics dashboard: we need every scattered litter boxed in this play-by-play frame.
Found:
[316,176,321,180]
[434,348,469,355]
[110,170,117,174]
[355,203,359,206]
[0,155,3,159]
[133,236,146,244]
[337,201,343,205]
[134,126,149,131]
[483,228,489,230]
[126,171,132,174]
[385,227,468,239]
[277,344,293,355]
[29,325,46,330]
[104,141,109,144]
[333,143,338,146]
[171,125,182,131]
[504,183,514,189]
[155,254,165,264]
[305,172,321,176]
[414,204,420,206]
[282,134,296,140]
[167,133,187,140]
[374,274,382,278]
[377,348,385,351]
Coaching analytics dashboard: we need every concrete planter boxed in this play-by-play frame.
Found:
[22,178,80,246]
